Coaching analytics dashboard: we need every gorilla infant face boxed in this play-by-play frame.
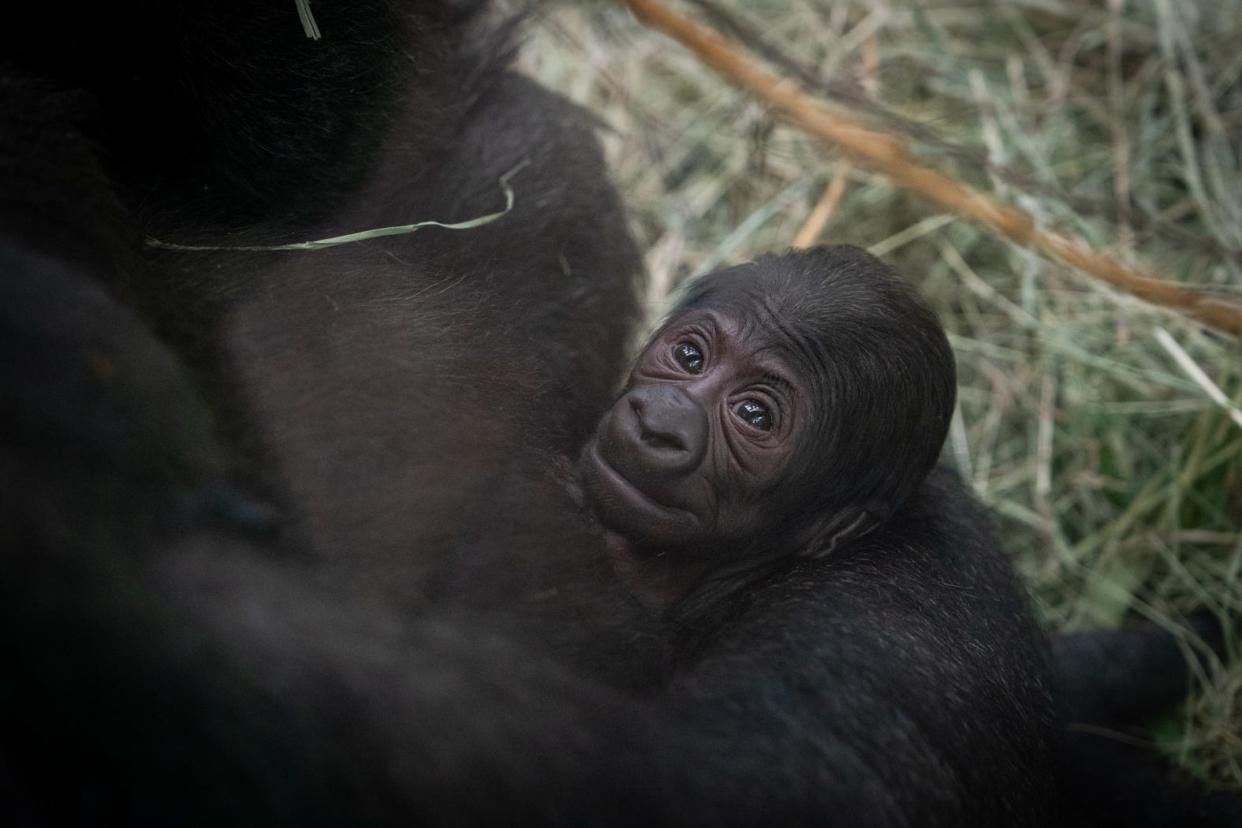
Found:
[579,307,807,553]
[577,246,956,566]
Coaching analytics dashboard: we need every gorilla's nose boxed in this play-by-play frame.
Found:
[625,384,707,475]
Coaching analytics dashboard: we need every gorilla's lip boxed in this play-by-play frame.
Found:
[581,441,700,536]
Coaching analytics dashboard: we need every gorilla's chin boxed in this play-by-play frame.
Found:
[577,438,701,548]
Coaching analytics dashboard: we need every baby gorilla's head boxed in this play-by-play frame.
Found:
[579,245,955,563]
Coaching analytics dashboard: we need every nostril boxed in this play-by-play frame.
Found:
[628,388,695,456]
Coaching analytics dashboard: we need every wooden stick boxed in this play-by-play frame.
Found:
[623,0,1242,338]
[792,162,851,249]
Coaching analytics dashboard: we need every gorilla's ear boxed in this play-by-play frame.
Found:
[798,501,890,559]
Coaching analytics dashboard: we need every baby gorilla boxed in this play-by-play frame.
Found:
[578,245,956,605]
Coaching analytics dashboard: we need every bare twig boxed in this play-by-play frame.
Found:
[622,0,1242,339]
[792,163,851,249]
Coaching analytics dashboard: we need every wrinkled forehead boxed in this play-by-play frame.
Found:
[667,266,831,386]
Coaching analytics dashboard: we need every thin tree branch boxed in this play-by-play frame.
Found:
[792,162,851,249]
[623,0,1242,339]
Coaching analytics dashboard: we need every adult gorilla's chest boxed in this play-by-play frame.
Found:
[211,74,642,603]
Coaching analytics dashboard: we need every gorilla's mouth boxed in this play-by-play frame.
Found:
[580,441,700,541]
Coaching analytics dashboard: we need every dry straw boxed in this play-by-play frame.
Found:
[623,0,1242,339]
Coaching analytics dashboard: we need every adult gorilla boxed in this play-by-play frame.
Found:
[3,1,1068,824]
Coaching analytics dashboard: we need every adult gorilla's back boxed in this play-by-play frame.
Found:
[0,2,1062,824]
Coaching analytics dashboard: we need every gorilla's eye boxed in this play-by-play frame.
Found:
[672,341,705,374]
[734,399,773,431]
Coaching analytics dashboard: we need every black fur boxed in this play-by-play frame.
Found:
[1,2,1228,825]
[1055,615,1242,827]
